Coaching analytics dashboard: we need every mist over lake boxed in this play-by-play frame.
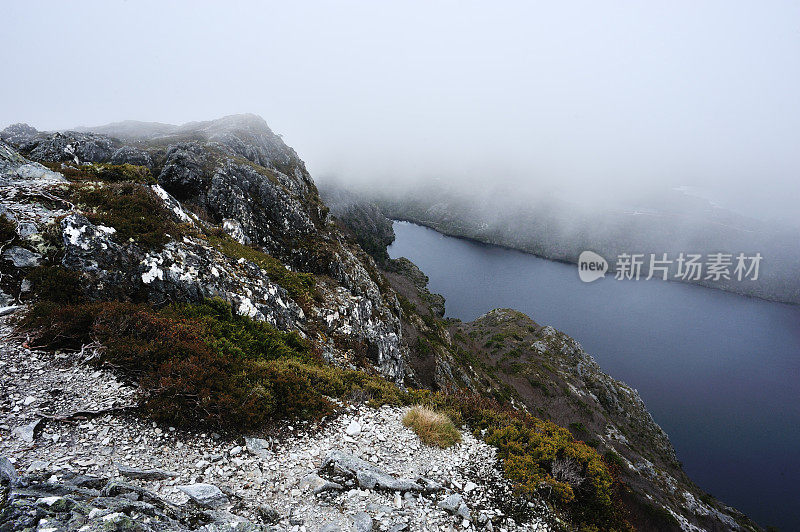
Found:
[389,220,800,530]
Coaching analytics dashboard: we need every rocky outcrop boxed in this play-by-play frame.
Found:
[0,123,38,146]
[206,159,319,249]
[59,211,305,328]
[22,130,119,164]
[158,143,211,200]
[110,145,153,168]
[0,115,407,383]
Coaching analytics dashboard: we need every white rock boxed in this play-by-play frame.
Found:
[345,420,362,436]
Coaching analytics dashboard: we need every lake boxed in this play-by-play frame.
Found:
[388,221,800,530]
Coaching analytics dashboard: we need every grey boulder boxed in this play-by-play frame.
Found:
[438,493,463,513]
[12,419,42,443]
[0,456,17,484]
[350,512,373,532]
[244,436,271,458]
[2,246,41,267]
[177,483,229,508]
[117,465,180,481]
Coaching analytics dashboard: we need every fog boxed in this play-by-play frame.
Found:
[3,0,799,224]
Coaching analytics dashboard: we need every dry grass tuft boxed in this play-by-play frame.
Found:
[402,406,462,448]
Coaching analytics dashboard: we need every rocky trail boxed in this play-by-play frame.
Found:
[0,312,551,532]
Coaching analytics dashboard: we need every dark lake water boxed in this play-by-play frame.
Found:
[388,221,800,530]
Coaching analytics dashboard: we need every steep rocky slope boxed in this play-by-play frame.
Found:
[0,115,759,531]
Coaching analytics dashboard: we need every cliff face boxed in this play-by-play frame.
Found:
[0,116,759,531]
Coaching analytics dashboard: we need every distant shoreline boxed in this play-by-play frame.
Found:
[389,217,799,308]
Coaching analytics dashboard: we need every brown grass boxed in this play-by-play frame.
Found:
[402,405,462,448]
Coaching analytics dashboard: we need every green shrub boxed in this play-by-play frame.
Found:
[405,390,628,531]
[20,299,307,427]
[397,294,417,316]
[44,162,155,184]
[18,298,400,429]
[604,450,625,470]
[72,182,181,249]
[698,492,716,507]
[569,421,589,437]
[635,499,680,528]
[160,298,313,363]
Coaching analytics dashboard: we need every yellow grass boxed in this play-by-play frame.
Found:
[402,406,462,448]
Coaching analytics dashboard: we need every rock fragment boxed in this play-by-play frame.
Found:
[117,465,180,480]
[320,450,442,493]
[12,418,42,443]
[345,420,362,436]
[350,512,373,532]
[0,456,17,484]
[438,493,463,513]
[177,483,229,508]
[300,473,344,494]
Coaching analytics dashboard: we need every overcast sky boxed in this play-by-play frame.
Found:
[3,1,799,220]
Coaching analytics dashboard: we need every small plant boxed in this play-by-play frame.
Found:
[397,294,417,315]
[604,450,625,470]
[402,405,462,448]
[0,214,16,242]
[26,266,84,303]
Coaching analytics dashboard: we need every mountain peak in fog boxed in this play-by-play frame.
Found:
[74,113,274,141]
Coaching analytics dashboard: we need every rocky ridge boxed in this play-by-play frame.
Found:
[0,117,406,382]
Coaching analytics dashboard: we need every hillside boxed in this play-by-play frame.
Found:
[0,115,758,531]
